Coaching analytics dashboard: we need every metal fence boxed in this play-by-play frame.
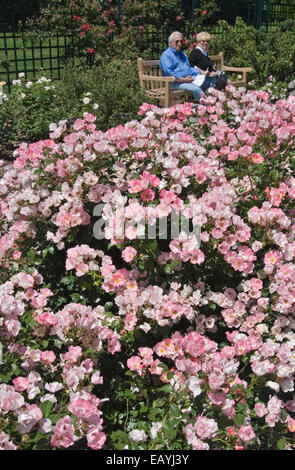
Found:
[266,1,295,26]
[0,32,76,92]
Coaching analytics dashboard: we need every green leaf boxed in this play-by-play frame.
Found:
[0,372,11,383]
[27,250,36,261]
[164,261,180,274]
[140,404,149,414]
[71,293,81,302]
[164,422,177,440]
[30,431,46,444]
[11,363,21,375]
[277,438,287,450]
[281,409,287,422]
[159,384,173,393]
[234,413,245,426]
[48,414,63,424]
[42,248,50,258]
[157,363,168,370]
[40,400,54,418]
[148,407,161,421]
[60,275,74,285]
[104,302,113,311]
[169,403,181,418]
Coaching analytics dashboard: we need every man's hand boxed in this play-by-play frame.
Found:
[177,76,194,83]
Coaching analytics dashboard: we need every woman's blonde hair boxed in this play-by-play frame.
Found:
[196,31,211,42]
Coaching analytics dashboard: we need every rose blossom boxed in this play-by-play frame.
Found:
[238,425,256,442]
[129,429,148,442]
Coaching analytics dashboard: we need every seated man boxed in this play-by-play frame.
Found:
[160,31,216,102]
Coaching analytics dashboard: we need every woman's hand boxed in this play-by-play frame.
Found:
[199,69,216,77]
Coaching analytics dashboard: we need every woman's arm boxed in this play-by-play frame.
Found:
[188,49,213,72]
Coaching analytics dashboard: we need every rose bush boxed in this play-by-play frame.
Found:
[0,85,295,450]
[21,0,218,64]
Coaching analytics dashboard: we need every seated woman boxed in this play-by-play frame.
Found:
[188,31,227,91]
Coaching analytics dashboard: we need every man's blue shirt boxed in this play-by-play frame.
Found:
[160,46,200,80]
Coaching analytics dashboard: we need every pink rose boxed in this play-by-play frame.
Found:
[122,246,137,262]
[83,112,96,122]
[238,425,256,442]
[87,425,106,450]
[127,356,142,372]
[195,416,218,439]
[254,402,268,417]
[13,377,30,392]
[51,416,75,448]
[40,350,56,364]
[64,346,83,363]
[287,417,295,432]
[12,250,21,260]
[68,398,97,421]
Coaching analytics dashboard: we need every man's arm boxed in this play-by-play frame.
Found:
[177,76,194,83]
[160,50,197,80]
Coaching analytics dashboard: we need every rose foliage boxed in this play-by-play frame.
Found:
[0,86,295,450]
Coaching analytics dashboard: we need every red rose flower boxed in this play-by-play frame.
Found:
[81,23,90,31]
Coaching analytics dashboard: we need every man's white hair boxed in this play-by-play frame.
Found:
[168,31,182,45]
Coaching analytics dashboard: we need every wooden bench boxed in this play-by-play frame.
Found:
[137,53,252,108]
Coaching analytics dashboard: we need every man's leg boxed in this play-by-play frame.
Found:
[171,82,205,102]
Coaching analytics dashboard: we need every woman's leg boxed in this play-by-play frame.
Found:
[202,75,216,91]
